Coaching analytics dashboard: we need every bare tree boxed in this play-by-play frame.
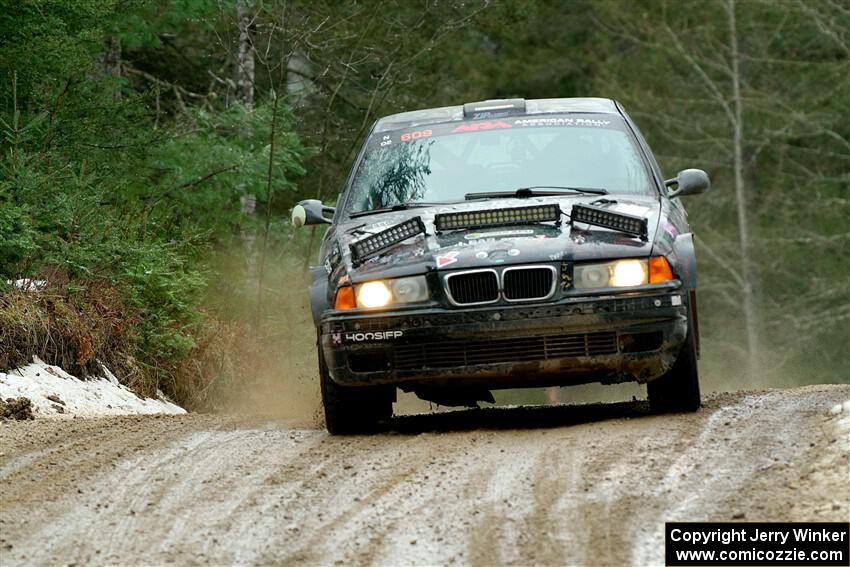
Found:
[725,0,759,365]
[235,0,259,265]
[591,0,850,379]
[236,0,256,109]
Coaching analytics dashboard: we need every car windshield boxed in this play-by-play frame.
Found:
[346,114,655,214]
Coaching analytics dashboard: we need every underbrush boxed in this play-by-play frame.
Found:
[0,282,308,412]
[0,278,145,386]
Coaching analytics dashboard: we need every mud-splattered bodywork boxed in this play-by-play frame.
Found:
[306,98,701,402]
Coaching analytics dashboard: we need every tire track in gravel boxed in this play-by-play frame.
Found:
[1,384,847,567]
[626,387,850,565]
[274,435,450,565]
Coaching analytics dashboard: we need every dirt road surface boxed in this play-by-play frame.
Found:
[1,384,848,566]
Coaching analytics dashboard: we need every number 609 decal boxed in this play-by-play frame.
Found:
[400,129,433,142]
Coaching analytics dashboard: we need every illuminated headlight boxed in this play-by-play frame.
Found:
[611,259,648,286]
[574,259,649,289]
[357,281,393,308]
[355,276,429,308]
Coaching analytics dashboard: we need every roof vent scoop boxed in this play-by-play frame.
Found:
[462,99,526,119]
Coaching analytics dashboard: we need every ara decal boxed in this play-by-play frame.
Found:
[451,121,512,133]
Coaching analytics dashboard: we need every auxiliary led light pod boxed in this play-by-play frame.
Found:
[434,204,561,231]
[350,216,426,265]
[570,204,648,241]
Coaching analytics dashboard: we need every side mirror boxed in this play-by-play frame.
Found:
[664,169,710,198]
[292,199,334,228]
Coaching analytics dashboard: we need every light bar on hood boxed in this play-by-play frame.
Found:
[434,204,561,231]
[570,204,648,241]
[350,216,426,265]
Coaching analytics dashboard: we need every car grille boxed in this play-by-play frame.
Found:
[503,267,554,301]
[394,331,618,370]
[446,270,499,305]
[445,266,556,305]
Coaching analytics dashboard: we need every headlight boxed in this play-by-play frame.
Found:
[390,276,429,303]
[350,276,430,309]
[574,259,649,289]
[357,281,393,308]
[611,259,648,287]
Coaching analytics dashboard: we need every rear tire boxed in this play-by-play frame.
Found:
[318,331,393,435]
[648,326,701,413]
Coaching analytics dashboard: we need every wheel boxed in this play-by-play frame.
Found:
[317,331,393,434]
[648,325,701,413]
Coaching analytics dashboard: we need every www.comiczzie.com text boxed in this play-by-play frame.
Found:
[665,522,849,566]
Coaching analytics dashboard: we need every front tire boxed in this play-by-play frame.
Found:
[318,331,393,434]
[648,326,701,413]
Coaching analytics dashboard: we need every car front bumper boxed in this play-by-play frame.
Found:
[320,282,690,389]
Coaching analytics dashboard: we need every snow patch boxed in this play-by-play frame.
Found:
[0,357,185,417]
[5,278,48,292]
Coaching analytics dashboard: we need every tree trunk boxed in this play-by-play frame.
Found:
[97,36,122,78]
[256,93,280,329]
[236,0,256,109]
[727,0,760,368]
[236,1,258,284]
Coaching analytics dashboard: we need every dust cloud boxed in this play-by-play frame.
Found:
[201,245,846,422]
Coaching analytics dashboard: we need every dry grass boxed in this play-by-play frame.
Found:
[0,278,144,385]
[0,282,270,411]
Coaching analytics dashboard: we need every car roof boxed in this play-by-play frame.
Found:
[373,97,621,133]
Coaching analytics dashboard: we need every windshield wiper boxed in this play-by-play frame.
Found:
[349,202,443,219]
[465,186,608,200]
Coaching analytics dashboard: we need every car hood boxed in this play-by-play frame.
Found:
[335,196,661,282]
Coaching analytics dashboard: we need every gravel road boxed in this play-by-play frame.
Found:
[1,384,848,566]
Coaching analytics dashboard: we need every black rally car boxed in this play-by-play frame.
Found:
[292,98,710,434]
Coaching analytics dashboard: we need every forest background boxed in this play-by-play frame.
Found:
[1,0,847,412]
